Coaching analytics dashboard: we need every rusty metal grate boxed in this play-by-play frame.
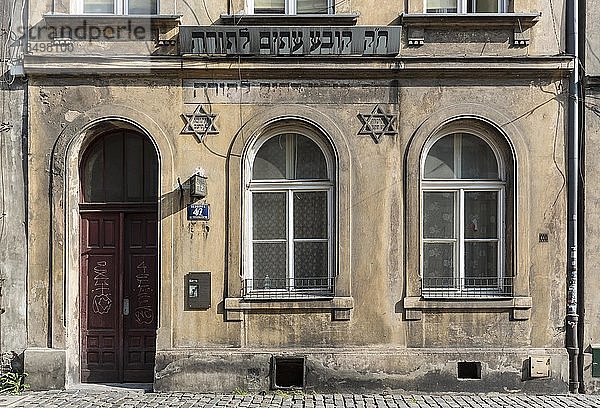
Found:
[243,277,335,299]
[422,276,513,299]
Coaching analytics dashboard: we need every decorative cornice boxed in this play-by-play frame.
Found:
[22,55,572,75]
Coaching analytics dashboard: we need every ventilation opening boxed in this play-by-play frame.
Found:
[457,361,482,379]
[271,357,305,389]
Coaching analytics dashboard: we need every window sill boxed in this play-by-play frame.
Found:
[403,296,532,321]
[399,12,540,47]
[218,13,359,26]
[224,296,354,321]
[399,12,540,28]
[42,14,181,45]
[43,13,182,25]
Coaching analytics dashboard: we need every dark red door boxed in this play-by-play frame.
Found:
[81,211,158,383]
[123,213,158,382]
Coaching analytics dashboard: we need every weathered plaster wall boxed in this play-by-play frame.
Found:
[0,0,28,371]
[153,348,568,393]
[584,1,600,77]
[0,80,27,367]
[24,72,569,391]
[583,85,600,393]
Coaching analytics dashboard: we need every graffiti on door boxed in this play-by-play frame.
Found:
[134,259,154,325]
[92,260,112,315]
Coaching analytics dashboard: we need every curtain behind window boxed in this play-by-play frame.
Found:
[254,0,285,13]
[297,0,330,14]
[426,0,458,12]
[83,0,114,13]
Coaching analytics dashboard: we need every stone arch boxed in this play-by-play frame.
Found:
[47,105,175,387]
[404,103,531,305]
[224,105,353,316]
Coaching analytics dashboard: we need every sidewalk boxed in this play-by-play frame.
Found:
[3,390,600,408]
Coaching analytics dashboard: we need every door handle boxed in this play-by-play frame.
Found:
[123,298,130,316]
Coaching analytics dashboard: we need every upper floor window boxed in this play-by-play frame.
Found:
[244,131,335,299]
[80,0,157,14]
[425,0,507,13]
[421,132,509,298]
[249,0,333,14]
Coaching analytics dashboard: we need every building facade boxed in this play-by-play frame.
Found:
[6,0,582,393]
[0,0,28,375]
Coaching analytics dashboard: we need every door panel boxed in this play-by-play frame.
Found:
[80,211,158,383]
[123,213,158,382]
[80,213,122,382]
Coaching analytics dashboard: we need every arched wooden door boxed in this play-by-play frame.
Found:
[79,130,158,383]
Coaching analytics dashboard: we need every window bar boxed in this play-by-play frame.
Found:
[244,276,335,299]
[422,276,513,298]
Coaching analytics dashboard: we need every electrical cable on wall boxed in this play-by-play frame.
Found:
[547,0,561,51]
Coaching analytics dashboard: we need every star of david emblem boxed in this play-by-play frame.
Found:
[181,105,219,143]
[357,105,397,144]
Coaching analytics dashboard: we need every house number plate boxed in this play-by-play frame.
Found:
[187,203,210,221]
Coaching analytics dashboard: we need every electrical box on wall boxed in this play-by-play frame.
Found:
[592,345,600,377]
[529,356,551,378]
[190,172,207,199]
[185,272,211,310]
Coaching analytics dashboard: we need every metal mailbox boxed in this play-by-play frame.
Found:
[186,272,211,310]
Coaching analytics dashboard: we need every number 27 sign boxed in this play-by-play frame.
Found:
[187,203,210,221]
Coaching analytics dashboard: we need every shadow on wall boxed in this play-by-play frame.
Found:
[159,174,213,220]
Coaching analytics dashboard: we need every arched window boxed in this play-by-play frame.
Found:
[244,131,335,298]
[81,130,158,204]
[421,132,508,297]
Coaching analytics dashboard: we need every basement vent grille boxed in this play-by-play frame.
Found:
[457,361,482,379]
[271,357,305,389]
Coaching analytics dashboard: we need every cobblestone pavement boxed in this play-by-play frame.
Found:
[4,390,600,408]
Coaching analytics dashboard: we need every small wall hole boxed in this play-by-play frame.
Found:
[457,361,482,379]
[271,357,305,389]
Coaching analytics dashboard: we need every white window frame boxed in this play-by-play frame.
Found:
[73,0,159,14]
[424,0,508,13]
[246,0,334,15]
[243,132,335,297]
[420,132,507,297]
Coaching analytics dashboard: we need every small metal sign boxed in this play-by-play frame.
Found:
[185,272,211,310]
[187,203,210,221]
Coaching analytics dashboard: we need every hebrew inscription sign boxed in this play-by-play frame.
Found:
[180,26,401,56]
[183,80,396,104]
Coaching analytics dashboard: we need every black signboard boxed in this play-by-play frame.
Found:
[180,26,401,57]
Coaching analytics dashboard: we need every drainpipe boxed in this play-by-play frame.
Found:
[566,0,580,394]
